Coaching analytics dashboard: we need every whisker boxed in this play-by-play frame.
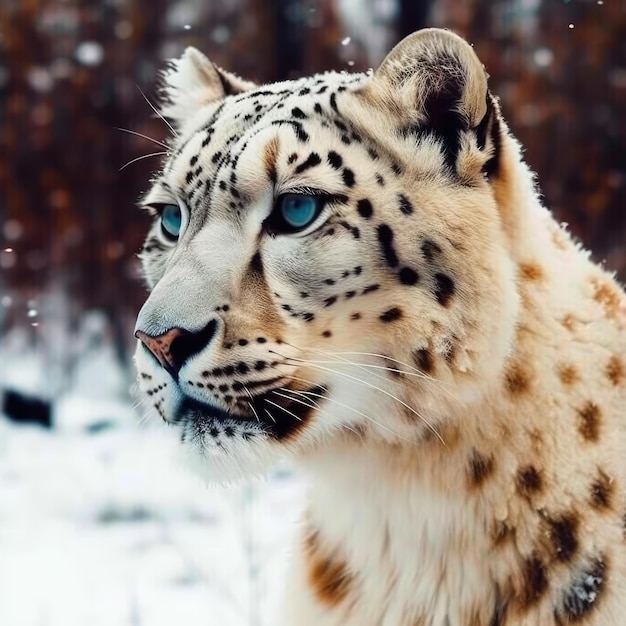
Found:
[271,353,444,445]
[282,357,432,381]
[283,342,459,404]
[265,399,302,422]
[246,402,261,425]
[277,387,322,409]
[274,376,418,444]
[272,390,363,439]
[332,350,438,380]
[273,389,318,411]
[263,409,276,424]
[115,127,169,149]
[136,84,178,137]
[119,151,168,171]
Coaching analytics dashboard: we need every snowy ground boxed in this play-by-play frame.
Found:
[0,327,304,626]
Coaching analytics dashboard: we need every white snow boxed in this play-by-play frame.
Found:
[0,328,304,626]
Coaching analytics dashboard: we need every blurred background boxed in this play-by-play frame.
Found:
[0,0,624,624]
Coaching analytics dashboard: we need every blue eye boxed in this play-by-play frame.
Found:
[277,194,322,231]
[160,204,182,240]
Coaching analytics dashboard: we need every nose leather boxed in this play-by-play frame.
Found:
[135,319,219,377]
[135,328,189,375]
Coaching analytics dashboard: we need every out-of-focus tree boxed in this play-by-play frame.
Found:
[0,0,624,362]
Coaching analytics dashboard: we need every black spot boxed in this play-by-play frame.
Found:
[548,514,579,563]
[362,284,379,294]
[218,180,227,190]
[350,312,361,320]
[238,339,248,347]
[316,85,328,94]
[271,120,309,142]
[414,348,434,373]
[340,135,351,145]
[236,362,249,374]
[254,361,266,371]
[322,330,332,338]
[516,466,543,498]
[295,152,322,174]
[391,163,402,176]
[185,170,194,184]
[353,266,362,275]
[302,312,315,322]
[287,153,298,165]
[379,307,402,323]
[291,107,307,119]
[334,120,348,132]
[422,240,442,261]
[345,291,356,299]
[375,174,385,186]
[218,384,229,392]
[223,365,236,376]
[367,148,379,160]
[520,555,549,608]
[558,556,606,621]
[377,224,399,268]
[324,278,335,285]
[356,199,373,219]
[342,168,355,187]
[399,267,419,285]
[313,103,323,114]
[468,449,495,487]
[232,381,244,392]
[434,273,455,307]
[190,155,199,166]
[327,151,343,169]
[329,92,338,113]
[324,296,337,307]
[590,469,613,510]
[298,87,311,95]
[398,194,414,215]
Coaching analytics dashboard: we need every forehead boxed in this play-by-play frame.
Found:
[161,71,367,185]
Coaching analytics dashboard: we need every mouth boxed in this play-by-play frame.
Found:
[172,384,328,441]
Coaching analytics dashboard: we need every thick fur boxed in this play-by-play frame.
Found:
[134,29,626,625]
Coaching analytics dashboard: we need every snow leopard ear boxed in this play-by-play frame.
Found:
[370,28,499,174]
[160,47,256,128]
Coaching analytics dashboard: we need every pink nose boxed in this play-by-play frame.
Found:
[135,328,189,374]
[135,319,219,377]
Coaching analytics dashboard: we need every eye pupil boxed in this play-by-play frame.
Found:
[161,204,182,239]
[279,194,320,229]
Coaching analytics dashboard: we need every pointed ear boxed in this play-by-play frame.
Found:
[160,47,256,128]
[370,28,500,176]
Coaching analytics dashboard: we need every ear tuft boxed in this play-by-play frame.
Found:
[160,47,256,129]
